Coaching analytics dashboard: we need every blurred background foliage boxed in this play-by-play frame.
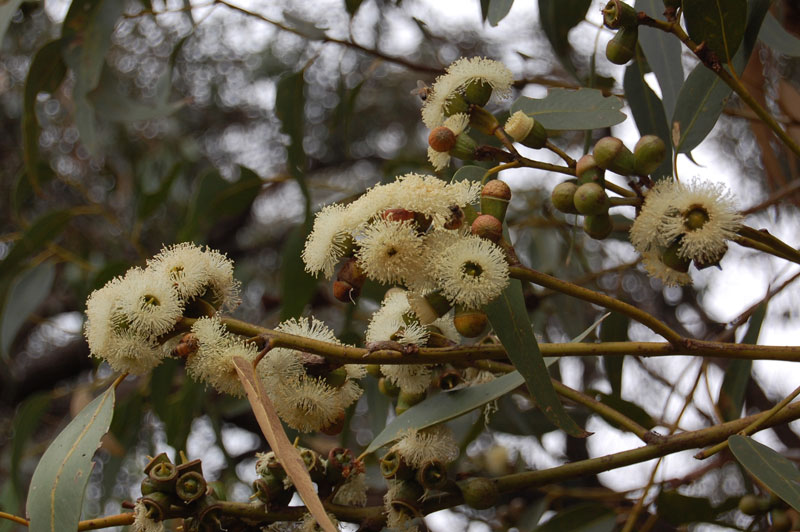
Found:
[2,0,800,530]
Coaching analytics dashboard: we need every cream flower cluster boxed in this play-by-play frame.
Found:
[258,317,364,433]
[629,179,742,286]
[302,173,509,309]
[421,57,513,129]
[84,243,239,375]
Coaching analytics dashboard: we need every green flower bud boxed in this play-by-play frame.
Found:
[458,477,499,510]
[576,154,604,184]
[593,136,636,175]
[450,132,478,162]
[469,105,501,135]
[583,214,614,240]
[606,25,638,65]
[465,79,492,106]
[603,0,638,29]
[573,182,610,215]
[738,494,770,516]
[453,306,489,337]
[396,390,426,415]
[633,135,667,176]
[551,181,580,214]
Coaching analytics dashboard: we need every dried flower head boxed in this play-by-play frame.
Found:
[133,500,164,532]
[433,234,509,308]
[332,471,368,507]
[422,57,513,128]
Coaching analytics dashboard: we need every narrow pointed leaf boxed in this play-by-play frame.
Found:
[538,0,592,81]
[718,304,766,421]
[487,0,513,26]
[511,88,626,130]
[729,435,800,512]
[1,262,56,357]
[671,63,731,154]
[487,279,588,437]
[533,503,617,532]
[683,0,747,64]
[635,0,683,118]
[233,357,336,532]
[26,385,115,532]
[759,13,800,57]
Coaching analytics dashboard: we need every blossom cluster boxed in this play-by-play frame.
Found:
[629,179,742,286]
[84,243,239,375]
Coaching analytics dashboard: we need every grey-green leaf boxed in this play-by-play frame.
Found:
[89,66,185,122]
[635,0,683,118]
[511,88,626,130]
[759,12,800,57]
[533,503,617,532]
[718,304,766,421]
[671,63,732,153]
[365,371,526,455]
[27,385,115,532]
[538,0,592,81]
[487,0,513,26]
[729,435,800,513]
[486,279,588,437]
[683,0,747,64]
[1,262,56,358]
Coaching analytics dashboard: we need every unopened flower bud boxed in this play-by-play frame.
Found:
[481,179,511,222]
[583,214,614,240]
[576,154,604,184]
[661,241,691,273]
[504,111,547,149]
[428,126,457,153]
[396,390,426,415]
[574,182,610,215]
[469,105,501,136]
[458,477,499,510]
[593,136,636,175]
[450,133,478,162]
[606,25,638,64]
[453,306,489,337]
[633,135,667,176]
[471,214,503,242]
[551,181,580,214]
[603,0,638,29]
[738,494,770,516]
[465,79,493,106]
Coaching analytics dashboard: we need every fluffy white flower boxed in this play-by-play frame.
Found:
[117,268,183,339]
[186,316,258,397]
[355,219,426,285]
[146,242,210,301]
[433,234,509,308]
[302,204,353,278]
[641,251,692,287]
[390,425,459,468]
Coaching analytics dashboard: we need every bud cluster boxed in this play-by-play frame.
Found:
[602,0,640,64]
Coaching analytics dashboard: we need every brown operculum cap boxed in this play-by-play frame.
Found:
[471,213,503,242]
[429,126,457,153]
[320,411,346,436]
[334,258,366,302]
[482,179,512,201]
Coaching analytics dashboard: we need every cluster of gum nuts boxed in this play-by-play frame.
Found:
[550,135,666,239]
[738,493,798,531]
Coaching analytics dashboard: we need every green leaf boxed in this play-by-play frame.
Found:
[511,88,626,130]
[138,162,183,220]
[279,222,317,320]
[624,56,673,180]
[0,479,20,532]
[365,371,527,455]
[487,0,513,26]
[683,0,747,64]
[533,503,617,532]
[656,491,717,525]
[671,63,732,154]
[480,0,491,21]
[0,210,73,283]
[718,304,766,421]
[276,69,307,176]
[451,165,487,183]
[27,385,115,532]
[538,0,592,81]
[729,435,800,513]
[10,393,52,490]
[211,166,263,217]
[635,0,683,118]
[486,279,588,437]
[0,0,25,58]
[759,13,800,57]
[1,262,56,359]
[599,312,629,397]
[88,65,185,122]
[23,40,67,192]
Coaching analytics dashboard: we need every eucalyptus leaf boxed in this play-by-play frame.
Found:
[511,88,626,130]
[1,262,56,358]
[487,0,513,26]
[718,304,766,421]
[533,503,617,532]
[759,13,800,57]
[279,222,317,320]
[671,63,731,154]
[683,0,747,64]
[0,210,73,284]
[27,385,115,532]
[538,0,592,81]
[656,491,717,525]
[729,435,800,513]
[635,0,683,118]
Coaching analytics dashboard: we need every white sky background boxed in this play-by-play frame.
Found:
[39,0,800,529]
